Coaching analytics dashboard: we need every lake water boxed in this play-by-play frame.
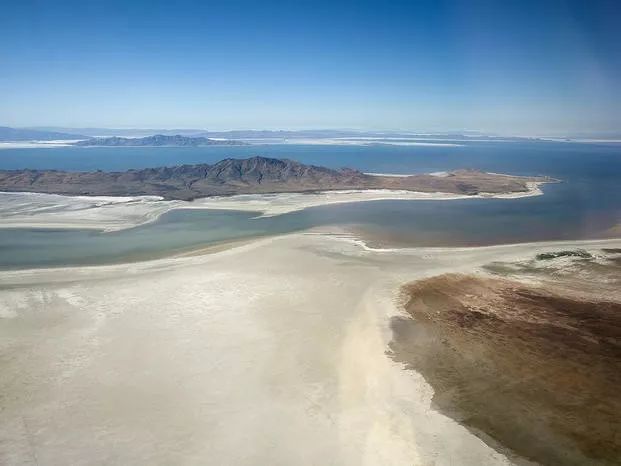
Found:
[0,141,619,269]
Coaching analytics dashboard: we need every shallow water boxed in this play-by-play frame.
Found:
[0,141,619,269]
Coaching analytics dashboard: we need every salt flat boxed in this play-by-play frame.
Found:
[2,232,619,465]
[0,183,544,232]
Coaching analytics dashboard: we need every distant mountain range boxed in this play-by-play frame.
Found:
[0,156,550,200]
[74,135,247,147]
[26,127,419,139]
[0,126,85,141]
[3,126,618,142]
[28,127,207,138]
[19,127,535,141]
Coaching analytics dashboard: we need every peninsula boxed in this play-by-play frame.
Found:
[0,156,552,200]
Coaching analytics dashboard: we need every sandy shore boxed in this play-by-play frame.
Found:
[0,183,545,232]
[1,233,620,465]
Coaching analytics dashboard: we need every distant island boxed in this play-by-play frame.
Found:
[0,156,552,200]
[73,134,247,147]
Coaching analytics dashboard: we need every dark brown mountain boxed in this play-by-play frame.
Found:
[0,156,551,200]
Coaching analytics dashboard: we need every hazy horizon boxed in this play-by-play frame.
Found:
[6,125,621,140]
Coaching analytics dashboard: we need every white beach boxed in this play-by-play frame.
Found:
[0,140,81,149]
[0,182,545,232]
[2,229,619,465]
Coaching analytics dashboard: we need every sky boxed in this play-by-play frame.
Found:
[1,0,620,136]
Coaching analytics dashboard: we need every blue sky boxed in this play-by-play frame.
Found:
[1,0,619,135]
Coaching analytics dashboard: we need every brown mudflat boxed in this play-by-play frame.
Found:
[390,261,621,465]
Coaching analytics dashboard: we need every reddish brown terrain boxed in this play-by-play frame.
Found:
[390,249,621,465]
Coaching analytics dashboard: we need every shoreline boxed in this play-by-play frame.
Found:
[0,180,546,232]
[1,213,620,273]
[329,230,621,253]
[1,229,619,282]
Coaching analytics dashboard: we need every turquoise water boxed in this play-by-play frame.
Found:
[0,141,619,269]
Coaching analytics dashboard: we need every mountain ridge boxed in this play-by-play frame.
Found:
[74,134,246,146]
[0,156,551,200]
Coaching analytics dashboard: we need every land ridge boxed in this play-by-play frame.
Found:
[0,156,552,200]
[73,134,246,147]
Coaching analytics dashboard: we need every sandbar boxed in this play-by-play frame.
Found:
[0,182,545,232]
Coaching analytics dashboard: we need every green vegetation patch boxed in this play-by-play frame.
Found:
[536,249,592,261]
